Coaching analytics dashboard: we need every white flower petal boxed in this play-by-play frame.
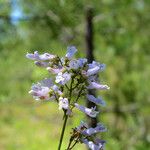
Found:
[59,97,69,110]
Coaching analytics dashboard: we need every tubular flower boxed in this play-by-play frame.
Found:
[88,61,105,71]
[82,123,106,136]
[47,66,64,74]
[74,103,99,118]
[26,46,109,150]
[26,51,56,61]
[87,66,100,76]
[82,139,104,150]
[35,61,50,67]
[29,78,53,100]
[65,46,77,59]
[88,81,110,90]
[87,94,106,106]
[55,72,71,85]
[59,97,69,110]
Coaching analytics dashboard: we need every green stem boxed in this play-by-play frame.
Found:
[68,137,79,150]
[66,137,74,150]
[58,115,68,150]
[69,78,73,101]
[58,77,74,150]
[58,56,63,66]
[70,85,85,110]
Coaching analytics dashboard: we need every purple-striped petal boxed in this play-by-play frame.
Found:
[82,123,106,136]
[47,67,64,74]
[87,66,100,76]
[29,78,53,100]
[82,139,103,150]
[38,53,56,60]
[35,61,50,67]
[88,61,106,71]
[26,51,56,61]
[74,103,99,118]
[87,94,106,106]
[65,46,77,59]
[26,51,39,60]
[88,82,110,90]
[55,72,71,85]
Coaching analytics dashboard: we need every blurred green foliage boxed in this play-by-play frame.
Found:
[0,0,149,149]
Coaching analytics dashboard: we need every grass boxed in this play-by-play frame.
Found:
[0,97,149,150]
[0,99,86,150]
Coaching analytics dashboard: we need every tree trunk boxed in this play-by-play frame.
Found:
[85,7,98,128]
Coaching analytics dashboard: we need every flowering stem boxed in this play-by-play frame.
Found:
[69,138,79,150]
[65,84,70,90]
[58,78,73,150]
[53,91,59,102]
[75,85,84,103]
[58,56,63,66]
[67,137,79,150]
[69,78,73,101]
[66,137,74,150]
[58,115,68,150]
[71,85,84,109]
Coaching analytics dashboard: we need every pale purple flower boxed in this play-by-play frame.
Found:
[87,94,106,106]
[77,121,88,131]
[26,51,56,61]
[77,58,87,68]
[51,85,58,91]
[29,86,47,100]
[26,46,109,150]
[26,51,39,60]
[59,97,69,110]
[94,138,105,148]
[35,61,50,67]
[29,85,50,100]
[38,53,56,61]
[65,46,77,59]
[69,60,79,70]
[99,64,106,71]
[86,61,106,76]
[68,58,87,70]
[82,123,106,136]
[69,58,87,69]
[41,78,53,87]
[47,67,64,74]
[29,78,53,101]
[55,73,64,84]
[88,61,105,71]
[74,103,99,118]
[88,75,97,82]
[88,82,110,90]
[55,72,71,85]
[87,66,100,76]
[66,108,73,116]
[82,139,103,150]
[51,85,63,96]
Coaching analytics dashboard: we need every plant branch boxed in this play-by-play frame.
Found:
[58,115,68,150]
[58,78,74,150]
[68,138,79,150]
[66,136,74,150]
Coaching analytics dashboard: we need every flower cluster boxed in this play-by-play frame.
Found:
[68,121,106,150]
[26,46,109,150]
